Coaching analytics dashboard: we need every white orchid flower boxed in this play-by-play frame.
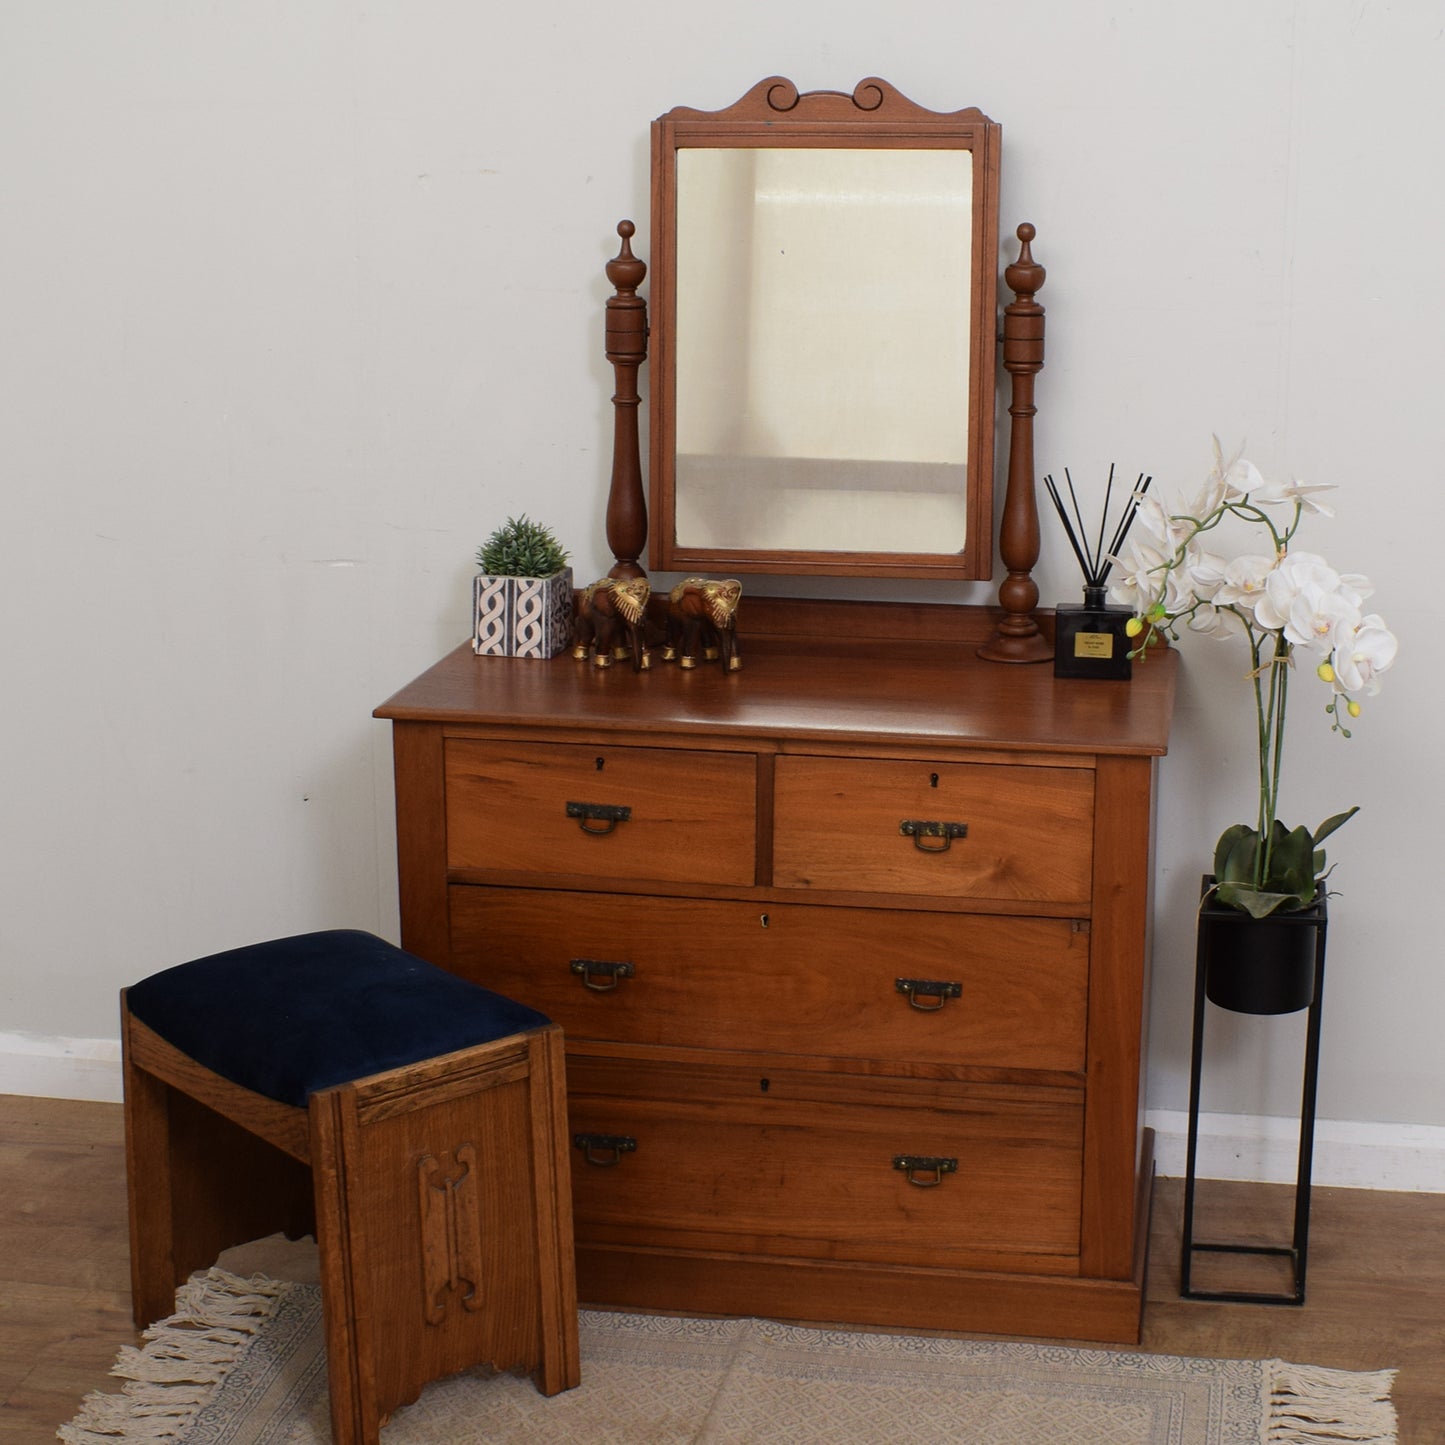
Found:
[1252,551,1339,632]
[1328,614,1399,698]
[1248,474,1338,515]
[1107,538,1173,616]
[1338,570,1375,604]
[1131,492,1195,561]
[1286,587,1362,657]
[1179,546,1228,602]
[1212,554,1280,618]
[1207,436,1264,504]
[1186,603,1245,639]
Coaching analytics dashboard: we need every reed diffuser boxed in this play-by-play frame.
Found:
[1045,465,1150,679]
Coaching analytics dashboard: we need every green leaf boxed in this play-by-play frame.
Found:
[1268,825,1314,877]
[1213,824,1259,882]
[1215,882,1299,918]
[1312,807,1359,846]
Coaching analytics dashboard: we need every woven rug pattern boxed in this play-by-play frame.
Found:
[60,1269,1398,1444]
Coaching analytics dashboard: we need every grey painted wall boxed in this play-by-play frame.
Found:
[3,0,1438,1130]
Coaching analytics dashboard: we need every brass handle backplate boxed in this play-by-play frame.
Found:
[895,978,963,1012]
[566,801,632,835]
[570,958,636,991]
[892,1154,958,1187]
[573,1133,637,1167]
[899,819,968,852]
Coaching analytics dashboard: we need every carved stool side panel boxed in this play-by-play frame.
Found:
[310,1028,577,1435]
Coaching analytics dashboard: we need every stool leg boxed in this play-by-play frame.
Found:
[123,1008,182,1328]
[310,1089,381,1445]
[528,1026,580,1396]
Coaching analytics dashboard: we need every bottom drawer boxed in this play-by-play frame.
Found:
[567,1058,1083,1273]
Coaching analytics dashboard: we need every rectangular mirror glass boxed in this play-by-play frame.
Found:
[674,147,972,557]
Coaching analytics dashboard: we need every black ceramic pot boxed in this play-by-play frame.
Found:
[1197,875,1326,1015]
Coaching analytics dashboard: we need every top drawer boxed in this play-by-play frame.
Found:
[444,738,756,886]
[772,755,1093,906]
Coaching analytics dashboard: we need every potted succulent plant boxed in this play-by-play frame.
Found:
[1111,440,1398,1012]
[472,515,574,658]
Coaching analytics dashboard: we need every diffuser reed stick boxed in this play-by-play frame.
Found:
[1043,466,1152,591]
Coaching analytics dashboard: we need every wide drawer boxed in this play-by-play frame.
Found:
[772,754,1094,905]
[450,886,1088,1072]
[443,738,756,886]
[566,1059,1083,1269]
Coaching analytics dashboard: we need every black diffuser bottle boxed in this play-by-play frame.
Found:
[1054,583,1134,679]
[1046,466,1148,681]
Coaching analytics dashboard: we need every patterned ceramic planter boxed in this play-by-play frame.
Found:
[472,568,574,658]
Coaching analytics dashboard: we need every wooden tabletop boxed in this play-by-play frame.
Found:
[376,605,1177,759]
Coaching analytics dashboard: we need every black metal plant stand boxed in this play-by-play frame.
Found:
[1180,887,1329,1305]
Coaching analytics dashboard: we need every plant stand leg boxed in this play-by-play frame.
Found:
[1180,911,1328,1305]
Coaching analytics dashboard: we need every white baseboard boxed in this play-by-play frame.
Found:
[3,1038,1443,1191]
[0,1032,123,1103]
[1147,1108,1445,1192]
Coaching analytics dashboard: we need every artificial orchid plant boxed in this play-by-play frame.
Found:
[1110,440,1399,919]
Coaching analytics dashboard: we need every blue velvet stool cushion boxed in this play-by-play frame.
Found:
[126,929,552,1108]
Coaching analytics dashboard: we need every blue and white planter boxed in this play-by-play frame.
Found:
[472,568,574,658]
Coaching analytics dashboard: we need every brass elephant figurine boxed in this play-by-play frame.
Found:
[573,577,652,671]
[662,578,742,671]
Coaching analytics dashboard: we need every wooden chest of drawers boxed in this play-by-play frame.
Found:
[376,600,1177,1342]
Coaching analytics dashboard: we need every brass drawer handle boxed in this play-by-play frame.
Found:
[573,1133,637,1167]
[566,801,632,836]
[895,978,962,1012]
[570,958,635,991]
[899,819,968,852]
[893,1155,958,1188]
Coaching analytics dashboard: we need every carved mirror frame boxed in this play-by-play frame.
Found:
[645,77,1000,581]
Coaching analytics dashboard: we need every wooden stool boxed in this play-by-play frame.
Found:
[122,929,579,1443]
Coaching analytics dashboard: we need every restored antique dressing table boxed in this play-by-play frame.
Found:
[375,79,1177,1342]
[376,600,1176,1342]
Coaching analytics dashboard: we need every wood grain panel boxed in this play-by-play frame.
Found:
[566,1059,1082,1269]
[450,886,1089,1073]
[444,739,755,885]
[773,754,1093,904]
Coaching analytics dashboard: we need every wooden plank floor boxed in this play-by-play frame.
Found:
[3,1094,1441,1441]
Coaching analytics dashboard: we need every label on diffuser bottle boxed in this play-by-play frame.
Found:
[1074,631,1115,659]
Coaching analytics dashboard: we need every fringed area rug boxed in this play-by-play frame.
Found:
[60,1269,1398,1444]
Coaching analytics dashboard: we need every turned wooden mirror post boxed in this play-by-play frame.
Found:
[604,221,648,580]
[979,223,1051,663]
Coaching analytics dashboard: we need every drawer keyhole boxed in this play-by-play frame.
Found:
[930,772,939,788]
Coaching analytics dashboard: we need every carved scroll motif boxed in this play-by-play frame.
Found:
[417,1146,484,1325]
